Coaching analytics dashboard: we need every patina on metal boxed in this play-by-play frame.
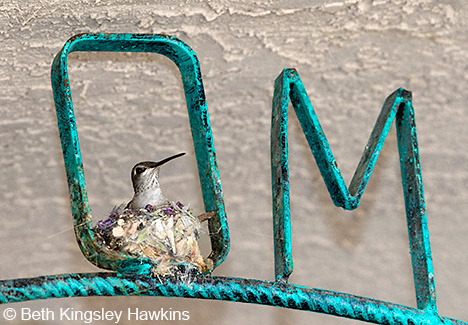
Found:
[50,33,229,274]
[1,273,466,325]
[271,69,436,313]
[0,33,465,325]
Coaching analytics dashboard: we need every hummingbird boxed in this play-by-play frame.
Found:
[95,152,215,275]
[126,152,186,210]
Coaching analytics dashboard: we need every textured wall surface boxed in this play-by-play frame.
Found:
[1,0,467,324]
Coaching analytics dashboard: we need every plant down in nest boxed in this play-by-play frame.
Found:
[94,201,212,276]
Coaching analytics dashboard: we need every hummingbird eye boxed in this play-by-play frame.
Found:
[134,167,146,175]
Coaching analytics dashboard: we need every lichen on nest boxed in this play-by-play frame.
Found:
[93,201,212,276]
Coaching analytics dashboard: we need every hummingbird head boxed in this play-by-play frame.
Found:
[131,152,185,194]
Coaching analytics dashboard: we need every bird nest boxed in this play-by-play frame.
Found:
[93,201,212,276]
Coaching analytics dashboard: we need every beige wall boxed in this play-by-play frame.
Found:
[0,1,467,324]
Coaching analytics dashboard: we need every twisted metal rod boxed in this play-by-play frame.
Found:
[0,273,464,325]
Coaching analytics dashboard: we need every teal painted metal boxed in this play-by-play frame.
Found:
[271,69,436,313]
[0,274,466,325]
[0,33,465,325]
[50,33,229,273]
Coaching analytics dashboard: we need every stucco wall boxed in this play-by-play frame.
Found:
[1,0,467,324]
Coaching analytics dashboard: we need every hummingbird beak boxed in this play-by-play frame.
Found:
[150,152,186,168]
